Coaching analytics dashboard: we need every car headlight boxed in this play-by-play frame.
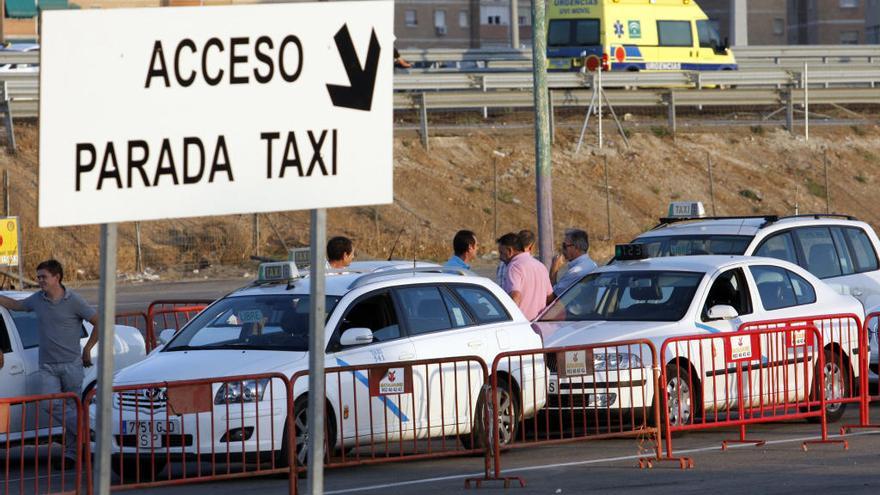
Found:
[594,352,643,371]
[214,379,270,405]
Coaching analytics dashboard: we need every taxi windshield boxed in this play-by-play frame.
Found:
[633,235,752,257]
[540,271,703,322]
[165,295,340,352]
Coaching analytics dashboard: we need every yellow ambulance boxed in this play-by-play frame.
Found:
[546,0,736,72]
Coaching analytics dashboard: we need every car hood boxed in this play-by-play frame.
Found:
[113,349,307,386]
[534,320,688,348]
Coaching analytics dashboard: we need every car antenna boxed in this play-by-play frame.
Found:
[387,228,405,261]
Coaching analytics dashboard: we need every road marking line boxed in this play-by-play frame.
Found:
[323,430,880,494]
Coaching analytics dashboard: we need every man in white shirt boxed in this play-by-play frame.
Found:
[549,229,598,301]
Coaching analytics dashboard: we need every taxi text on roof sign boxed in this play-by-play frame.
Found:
[38,1,393,227]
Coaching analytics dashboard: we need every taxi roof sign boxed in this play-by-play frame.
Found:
[667,201,706,219]
[288,248,311,269]
[258,261,300,283]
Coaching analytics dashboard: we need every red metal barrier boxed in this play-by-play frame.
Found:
[145,300,213,352]
[738,313,863,419]
[842,311,880,434]
[657,325,844,468]
[288,356,491,491]
[83,372,294,493]
[470,340,659,487]
[1,392,84,495]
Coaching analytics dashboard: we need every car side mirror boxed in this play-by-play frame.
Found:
[340,327,374,347]
[707,305,739,321]
[158,328,177,345]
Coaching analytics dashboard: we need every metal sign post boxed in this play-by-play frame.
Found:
[307,208,327,494]
[94,223,118,495]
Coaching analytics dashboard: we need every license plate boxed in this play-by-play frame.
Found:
[123,420,179,449]
[548,376,558,395]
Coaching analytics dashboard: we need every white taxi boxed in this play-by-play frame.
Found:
[533,249,862,428]
[106,261,546,480]
[633,203,880,380]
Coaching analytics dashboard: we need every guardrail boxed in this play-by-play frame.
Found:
[3,47,879,122]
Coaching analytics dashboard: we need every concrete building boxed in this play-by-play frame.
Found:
[395,0,480,49]
[478,0,531,48]
[788,0,866,44]
[700,0,788,45]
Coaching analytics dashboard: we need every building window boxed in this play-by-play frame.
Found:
[405,10,417,27]
[869,25,880,44]
[434,10,447,35]
[839,0,858,7]
[773,18,784,35]
[459,10,469,28]
[488,15,502,25]
[840,30,860,44]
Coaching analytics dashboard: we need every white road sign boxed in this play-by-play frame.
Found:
[39,1,393,227]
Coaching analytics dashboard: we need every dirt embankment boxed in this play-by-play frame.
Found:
[3,120,880,283]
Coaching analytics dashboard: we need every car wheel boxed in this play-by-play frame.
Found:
[110,454,166,484]
[664,364,696,428]
[809,349,851,424]
[279,395,337,476]
[460,380,519,451]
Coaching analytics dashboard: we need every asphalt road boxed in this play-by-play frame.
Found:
[4,407,880,495]
[72,278,247,313]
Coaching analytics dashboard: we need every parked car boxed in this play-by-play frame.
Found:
[533,252,862,428]
[106,261,547,480]
[632,204,880,379]
[0,290,146,441]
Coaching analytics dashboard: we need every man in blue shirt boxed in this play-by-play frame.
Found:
[444,230,477,270]
[550,229,598,300]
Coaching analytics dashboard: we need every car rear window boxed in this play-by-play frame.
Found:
[451,285,511,324]
[844,227,879,273]
[795,227,843,279]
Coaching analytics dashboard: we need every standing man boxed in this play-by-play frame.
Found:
[0,259,99,465]
[518,229,536,255]
[497,233,553,320]
[327,236,355,269]
[445,230,477,270]
[549,229,598,301]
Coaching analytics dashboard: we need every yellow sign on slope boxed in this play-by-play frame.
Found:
[0,217,20,266]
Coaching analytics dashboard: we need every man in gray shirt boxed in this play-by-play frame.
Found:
[0,259,99,464]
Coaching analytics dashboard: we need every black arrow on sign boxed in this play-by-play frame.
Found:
[326,24,380,112]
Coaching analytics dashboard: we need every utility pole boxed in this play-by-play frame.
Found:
[531,0,553,265]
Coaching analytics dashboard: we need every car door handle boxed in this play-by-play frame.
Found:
[8,364,24,375]
[398,353,415,360]
[467,341,483,348]
[852,289,864,297]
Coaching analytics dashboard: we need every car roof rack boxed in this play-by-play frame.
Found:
[348,267,471,290]
[652,215,779,230]
[776,213,858,222]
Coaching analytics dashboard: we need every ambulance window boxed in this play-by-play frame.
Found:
[574,20,600,45]
[548,19,599,47]
[658,20,694,47]
[697,20,723,49]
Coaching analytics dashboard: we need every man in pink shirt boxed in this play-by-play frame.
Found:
[497,233,553,320]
